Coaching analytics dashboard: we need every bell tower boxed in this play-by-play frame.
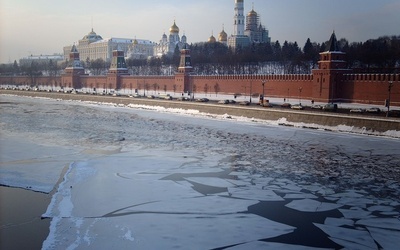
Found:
[312,31,351,102]
[233,0,245,36]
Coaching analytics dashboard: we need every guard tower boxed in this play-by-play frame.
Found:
[62,45,86,89]
[107,47,129,90]
[175,45,193,94]
[312,31,351,102]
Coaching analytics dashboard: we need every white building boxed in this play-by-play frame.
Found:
[227,0,270,49]
[126,39,155,60]
[63,29,154,63]
[244,7,271,44]
[228,0,250,49]
[154,21,188,57]
[19,54,64,66]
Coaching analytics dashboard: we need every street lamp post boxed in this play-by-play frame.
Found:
[299,87,303,105]
[249,81,253,104]
[261,80,266,107]
[386,81,393,117]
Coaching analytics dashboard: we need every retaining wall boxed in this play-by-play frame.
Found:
[2,90,399,133]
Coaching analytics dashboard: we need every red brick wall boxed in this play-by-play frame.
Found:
[340,74,400,106]
[1,73,399,106]
[192,74,313,101]
[0,75,62,87]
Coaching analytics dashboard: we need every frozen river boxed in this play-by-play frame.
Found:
[1,94,400,249]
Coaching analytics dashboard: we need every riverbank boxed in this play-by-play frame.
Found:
[1,89,399,135]
[1,92,399,249]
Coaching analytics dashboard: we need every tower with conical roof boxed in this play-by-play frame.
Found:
[107,46,128,90]
[175,45,193,95]
[62,45,86,89]
[312,31,351,102]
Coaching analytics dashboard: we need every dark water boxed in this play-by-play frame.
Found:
[0,186,50,250]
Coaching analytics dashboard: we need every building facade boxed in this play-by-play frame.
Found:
[63,29,154,63]
[227,0,270,49]
[244,7,270,44]
[19,54,64,67]
[154,21,188,57]
[126,39,156,60]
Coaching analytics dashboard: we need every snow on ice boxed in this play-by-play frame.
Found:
[1,94,400,249]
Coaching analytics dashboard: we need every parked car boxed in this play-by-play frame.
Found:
[366,107,381,113]
[239,101,250,106]
[262,102,273,107]
[311,104,323,109]
[323,103,338,111]
[291,104,304,110]
[281,103,291,108]
[387,110,400,117]
[147,95,155,99]
[218,100,230,104]
[177,97,189,101]
[158,94,172,100]
[350,108,365,113]
[196,98,209,102]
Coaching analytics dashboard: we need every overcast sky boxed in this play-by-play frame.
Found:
[0,0,399,64]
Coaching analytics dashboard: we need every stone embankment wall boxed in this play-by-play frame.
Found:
[1,90,399,133]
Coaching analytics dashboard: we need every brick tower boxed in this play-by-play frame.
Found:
[175,45,193,94]
[62,45,85,89]
[107,47,128,90]
[312,31,351,102]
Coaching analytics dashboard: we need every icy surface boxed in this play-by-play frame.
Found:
[1,94,400,249]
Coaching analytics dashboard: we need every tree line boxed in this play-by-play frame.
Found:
[1,35,399,77]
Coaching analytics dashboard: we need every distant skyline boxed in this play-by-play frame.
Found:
[0,0,399,64]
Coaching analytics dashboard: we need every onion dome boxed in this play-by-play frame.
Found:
[133,38,138,45]
[181,34,187,43]
[208,34,216,43]
[248,9,257,17]
[218,29,227,42]
[169,21,179,33]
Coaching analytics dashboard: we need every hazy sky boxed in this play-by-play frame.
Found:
[1,0,399,64]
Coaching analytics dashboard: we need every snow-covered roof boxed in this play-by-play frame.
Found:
[91,38,154,45]
[21,54,64,60]
[134,39,154,45]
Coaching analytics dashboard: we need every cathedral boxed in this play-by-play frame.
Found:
[224,0,270,49]
[154,21,188,57]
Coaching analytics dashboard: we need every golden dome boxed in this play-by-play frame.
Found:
[219,29,227,42]
[208,35,216,43]
[133,39,138,45]
[248,9,257,16]
[170,21,179,33]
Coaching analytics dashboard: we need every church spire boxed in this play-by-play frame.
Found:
[326,31,339,52]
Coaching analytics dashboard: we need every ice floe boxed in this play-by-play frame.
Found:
[286,199,342,212]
